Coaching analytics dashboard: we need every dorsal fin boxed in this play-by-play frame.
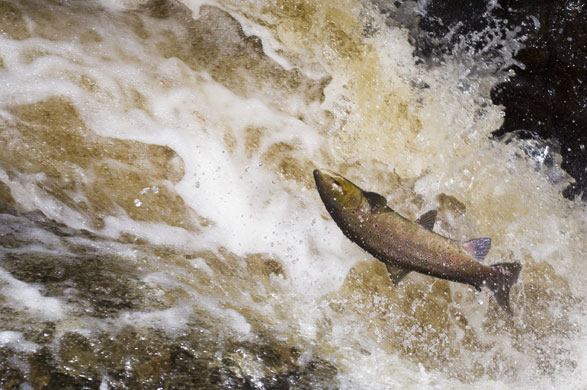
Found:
[463,238,492,263]
[416,210,437,231]
[385,263,411,285]
[363,191,388,212]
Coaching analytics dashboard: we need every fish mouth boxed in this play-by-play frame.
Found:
[314,168,365,211]
[313,169,344,185]
[313,168,338,190]
[313,168,350,199]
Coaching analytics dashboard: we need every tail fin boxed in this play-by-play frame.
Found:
[488,262,522,315]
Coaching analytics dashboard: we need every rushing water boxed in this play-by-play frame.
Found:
[0,0,585,388]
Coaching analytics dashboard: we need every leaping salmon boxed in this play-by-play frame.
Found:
[313,169,522,314]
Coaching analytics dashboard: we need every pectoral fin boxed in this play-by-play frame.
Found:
[385,263,411,285]
[364,191,389,212]
[416,210,437,231]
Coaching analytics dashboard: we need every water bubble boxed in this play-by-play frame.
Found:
[134,199,142,207]
[140,187,150,195]
[152,186,159,194]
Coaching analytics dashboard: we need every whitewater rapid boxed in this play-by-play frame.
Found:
[0,0,585,388]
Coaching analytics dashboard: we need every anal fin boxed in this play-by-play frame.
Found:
[385,263,411,285]
[463,238,492,263]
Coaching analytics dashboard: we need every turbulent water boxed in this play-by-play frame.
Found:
[0,0,585,388]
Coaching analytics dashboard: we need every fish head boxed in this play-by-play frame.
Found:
[313,169,366,212]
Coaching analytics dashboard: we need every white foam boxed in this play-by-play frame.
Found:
[175,0,220,18]
[118,305,191,333]
[0,2,360,303]
[0,331,38,353]
[189,257,214,275]
[99,376,110,390]
[2,171,94,230]
[77,62,358,297]
[224,308,251,335]
[102,215,197,247]
[0,267,65,321]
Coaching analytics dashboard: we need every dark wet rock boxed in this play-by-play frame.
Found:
[27,346,101,390]
[0,348,25,390]
[1,249,145,318]
[0,206,340,388]
[490,1,587,200]
[29,322,57,345]
[0,181,16,206]
[0,208,160,319]
[373,0,587,200]
[0,325,339,390]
